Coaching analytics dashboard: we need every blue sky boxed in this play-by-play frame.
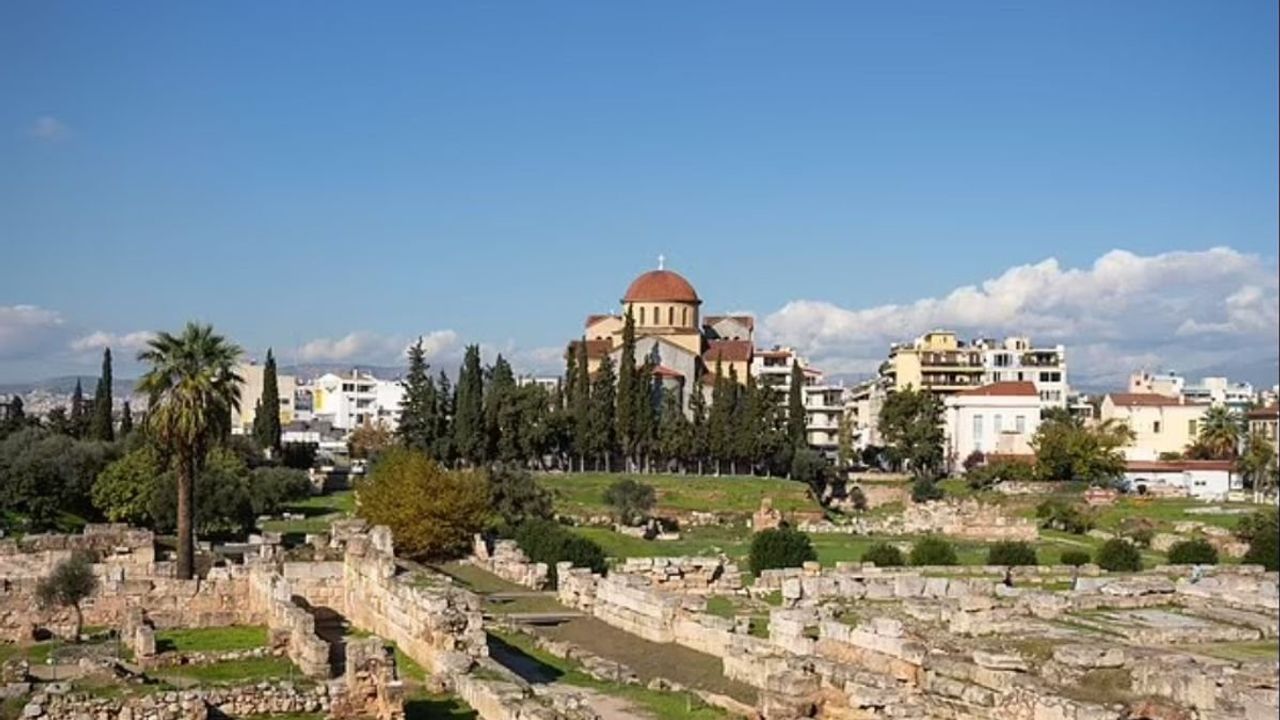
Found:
[2,2,1277,384]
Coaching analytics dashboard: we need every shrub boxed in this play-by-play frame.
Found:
[861,542,905,567]
[355,448,490,560]
[749,527,817,576]
[280,442,318,470]
[848,485,868,512]
[603,478,656,526]
[1239,509,1278,571]
[790,449,832,493]
[909,536,958,566]
[247,467,312,516]
[514,518,607,582]
[486,466,553,534]
[987,541,1038,567]
[1095,538,1142,572]
[93,446,163,525]
[1059,550,1091,566]
[1166,538,1219,565]
[1035,499,1095,534]
[36,551,98,641]
[962,450,985,472]
[1119,517,1156,548]
[911,477,944,503]
[149,447,256,538]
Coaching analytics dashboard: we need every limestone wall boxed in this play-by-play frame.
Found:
[282,560,346,610]
[24,682,332,719]
[800,500,1038,541]
[468,535,548,590]
[0,524,155,578]
[247,565,331,678]
[614,556,743,595]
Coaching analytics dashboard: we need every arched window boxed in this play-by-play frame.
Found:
[668,306,674,326]
[682,307,689,326]
[639,306,646,325]
[653,306,660,325]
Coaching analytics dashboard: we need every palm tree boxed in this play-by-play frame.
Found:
[1197,405,1243,460]
[136,323,243,579]
[1238,432,1279,502]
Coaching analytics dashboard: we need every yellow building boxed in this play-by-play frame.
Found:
[1100,393,1209,462]
[569,264,754,409]
[231,361,297,434]
[882,331,985,394]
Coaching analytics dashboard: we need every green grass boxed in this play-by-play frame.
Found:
[430,562,528,594]
[153,656,302,686]
[1175,641,1280,662]
[703,597,737,619]
[260,490,356,534]
[405,693,478,719]
[489,631,727,720]
[155,626,267,653]
[538,472,817,517]
[572,525,752,562]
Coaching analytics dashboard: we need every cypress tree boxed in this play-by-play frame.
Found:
[589,354,618,471]
[253,349,282,452]
[452,345,486,466]
[571,341,592,471]
[787,361,806,449]
[91,348,114,441]
[119,400,133,437]
[433,370,454,464]
[615,310,638,469]
[689,377,709,475]
[657,387,692,472]
[708,361,732,474]
[633,356,658,471]
[397,339,438,453]
[69,379,86,438]
[485,355,517,462]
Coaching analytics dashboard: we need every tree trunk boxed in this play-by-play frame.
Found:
[72,603,83,644]
[176,450,195,580]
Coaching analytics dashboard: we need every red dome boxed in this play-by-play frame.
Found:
[622,270,701,304]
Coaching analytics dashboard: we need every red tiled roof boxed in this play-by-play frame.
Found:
[1125,460,1236,472]
[756,349,792,359]
[568,339,613,360]
[702,339,753,364]
[1107,393,1184,407]
[1247,404,1279,420]
[652,365,684,379]
[703,314,755,332]
[584,314,618,328]
[623,270,700,304]
[958,381,1039,397]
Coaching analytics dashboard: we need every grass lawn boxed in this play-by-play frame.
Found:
[538,472,817,518]
[260,490,356,534]
[1091,498,1256,532]
[153,656,302,686]
[489,630,728,720]
[572,525,753,563]
[155,626,267,653]
[429,562,528,594]
[405,693,478,719]
[1174,641,1280,663]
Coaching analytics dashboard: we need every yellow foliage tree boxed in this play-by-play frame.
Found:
[355,447,490,559]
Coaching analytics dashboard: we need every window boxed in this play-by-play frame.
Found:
[668,306,674,325]
[1015,415,1025,434]
[1153,421,1162,434]
[342,383,354,392]
[682,307,689,326]
[973,414,984,444]
[639,306,646,325]
[994,414,1003,433]
[1188,419,1197,436]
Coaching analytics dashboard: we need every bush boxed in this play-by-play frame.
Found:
[790,449,831,493]
[247,467,311,516]
[487,466,553,534]
[514,519,607,582]
[911,477,944,503]
[967,458,1035,491]
[1095,538,1142,572]
[962,450,985,472]
[909,536,958,566]
[848,485,868,512]
[1119,517,1156,548]
[355,448,490,560]
[280,442,318,470]
[602,478,656,526]
[987,541,1038,567]
[861,542,905,567]
[1239,509,1278,571]
[1035,499,1095,534]
[749,527,817,576]
[149,447,256,538]
[1166,538,1219,565]
[93,446,163,525]
[1059,549,1091,566]
[36,551,98,641]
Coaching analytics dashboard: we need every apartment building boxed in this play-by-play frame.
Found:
[1247,404,1278,443]
[231,360,298,435]
[1130,371,1255,411]
[942,381,1042,471]
[975,336,1067,409]
[882,331,986,394]
[1099,393,1209,462]
[845,379,887,452]
[748,346,847,458]
[304,369,406,431]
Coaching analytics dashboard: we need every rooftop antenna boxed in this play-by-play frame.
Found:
[657,253,665,270]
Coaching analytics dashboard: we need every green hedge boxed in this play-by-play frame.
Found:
[861,542,905,568]
[749,527,817,576]
[1095,538,1142,572]
[909,536,957,566]
[986,541,1038,567]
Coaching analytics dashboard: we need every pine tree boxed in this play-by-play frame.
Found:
[69,379,86,439]
[253,349,282,452]
[484,355,517,462]
[787,361,806,449]
[615,310,638,470]
[397,339,438,453]
[452,345,486,466]
[119,401,133,437]
[689,379,709,474]
[571,341,592,471]
[91,348,114,441]
[433,371,454,464]
[588,355,618,471]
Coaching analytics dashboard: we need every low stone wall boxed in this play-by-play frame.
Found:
[282,560,346,610]
[247,565,331,678]
[800,499,1038,541]
[614,556,743,595]
[0,524,155,578]
[23,682,332,719]
[468,535,548,590]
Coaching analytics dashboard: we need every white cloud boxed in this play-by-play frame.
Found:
[0,305,67,359]
[295,330,459,365]
[761,247,1280,385]
[70,330,156,354]
[28,116,70,142]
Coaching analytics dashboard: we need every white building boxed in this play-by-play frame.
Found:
[749,346,847,459]
[975,336,1068,409]
[942,381,1043,472]
[1129,371,1254,412]
[306,369,405,431]
[1122,460,1240,501]
[517,375,561,392]
[845,379,887,453]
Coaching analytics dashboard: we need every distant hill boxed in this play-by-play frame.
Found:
[0,376,139,397]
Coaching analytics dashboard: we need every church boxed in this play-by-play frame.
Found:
[568,260,755,412]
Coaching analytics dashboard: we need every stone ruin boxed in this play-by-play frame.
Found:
[800,498,1039,542]
[469,533,549,590]
[753,497,784,532]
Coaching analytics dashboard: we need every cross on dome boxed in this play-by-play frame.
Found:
[657,253,665,270]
